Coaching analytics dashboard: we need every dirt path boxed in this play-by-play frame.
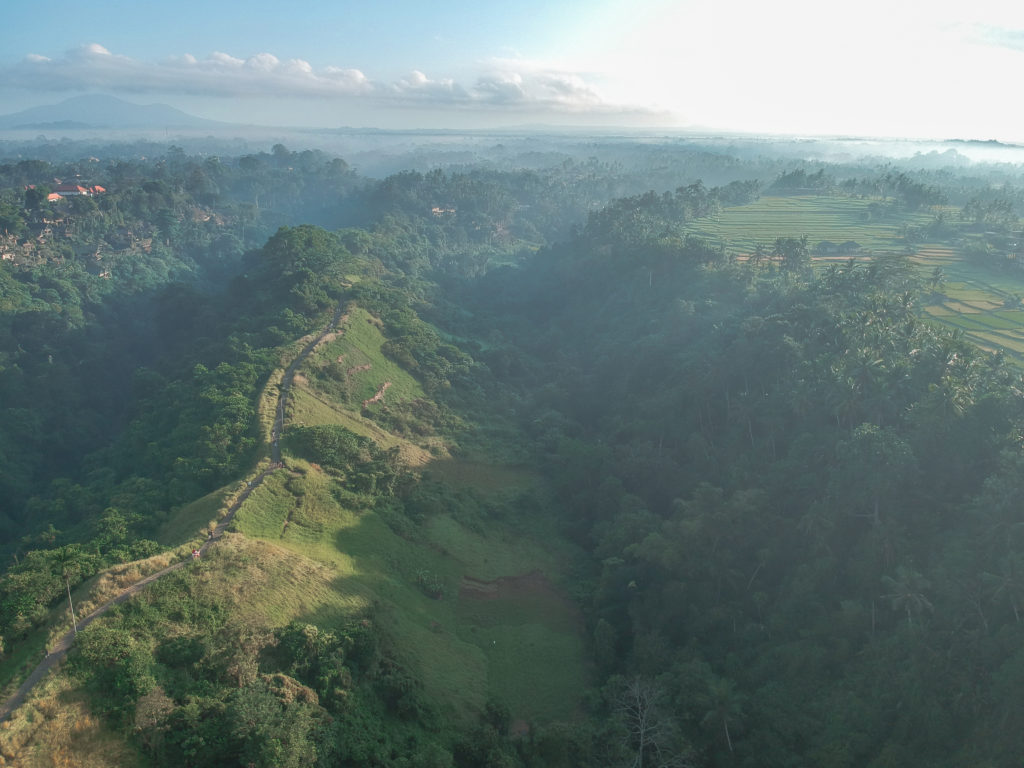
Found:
[0,306,346,724]
[271,306,345,462]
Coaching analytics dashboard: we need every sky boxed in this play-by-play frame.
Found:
[3,0,1024,140]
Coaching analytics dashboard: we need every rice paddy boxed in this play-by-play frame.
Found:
[689,194,942,255]
[911,248,1024,363]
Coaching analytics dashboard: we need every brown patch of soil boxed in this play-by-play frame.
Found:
[362,381,391,408]
[460,569,556,602]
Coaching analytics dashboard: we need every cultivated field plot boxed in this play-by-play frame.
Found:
[688,193,1024,365]
[690,195,939,255]
[912,246,960,267]
[913,246,1024,363]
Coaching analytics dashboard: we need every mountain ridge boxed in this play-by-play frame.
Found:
[0,94,227,130]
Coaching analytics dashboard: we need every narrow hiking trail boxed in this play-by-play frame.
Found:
[0,306,346,724]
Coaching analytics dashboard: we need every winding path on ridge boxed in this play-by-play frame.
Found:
[0,305,346,724]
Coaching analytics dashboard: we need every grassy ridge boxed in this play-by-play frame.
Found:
[306,307,426,410]
[227,301,588,723]
[288,305,440,464]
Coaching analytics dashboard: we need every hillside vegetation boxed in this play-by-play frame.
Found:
[3,140,1024,766]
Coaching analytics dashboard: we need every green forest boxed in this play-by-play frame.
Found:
[2,135,1024,767]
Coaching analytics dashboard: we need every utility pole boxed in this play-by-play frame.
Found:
[65,576,78,635]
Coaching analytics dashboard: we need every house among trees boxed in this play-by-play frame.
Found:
[22,182,106,201]
[52,183,105,197]
[53,183,89,196]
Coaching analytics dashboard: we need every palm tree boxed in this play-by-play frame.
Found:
[924,375,973,422]
[729,390,757,449]
[984,554,1024,624]
[847,347,885,396]
[750,243,767,270]
[882,566,933,628]
[798,502,835,555]
[828,371,860,429]
[701,677,743,753]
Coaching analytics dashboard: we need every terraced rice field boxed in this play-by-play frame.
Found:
[689,195,941,255]
[914,246,1024,363]
[688,194,1024,364]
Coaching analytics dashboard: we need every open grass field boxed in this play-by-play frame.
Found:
[287,305,443,464]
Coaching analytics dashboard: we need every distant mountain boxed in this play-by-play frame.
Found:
[0,95,226,130]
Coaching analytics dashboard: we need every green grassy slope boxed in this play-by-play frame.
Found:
[226,302,589,724]
[231,457,587,724]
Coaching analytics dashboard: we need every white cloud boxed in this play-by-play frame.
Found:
[389,70,469,101]
[323,66,371,91]
[245,52,280,72]
[284,58,314,75]
[475,72,526,104]
[537,73,602,107]
[206,51,245,68]
[7,45,373,98]
[78,43,112,57]
[0,44,657,120]
[469,59,630,114]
